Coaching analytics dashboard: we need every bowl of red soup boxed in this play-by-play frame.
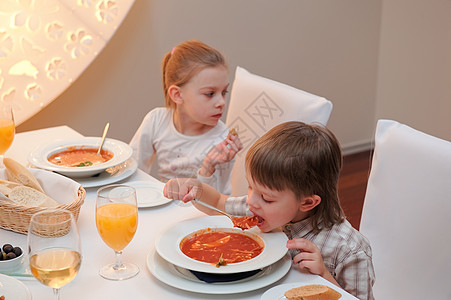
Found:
[180,227,264,269]
[155,215,288,274]
[28,137,133,178]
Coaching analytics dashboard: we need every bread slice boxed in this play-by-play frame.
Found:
[9,186,59,207]
[284,284,342,300]
[0,184,12,197]
[3,158,45,193]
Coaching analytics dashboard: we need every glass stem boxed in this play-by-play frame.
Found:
[53,288,60,300]
[114,250,124,270]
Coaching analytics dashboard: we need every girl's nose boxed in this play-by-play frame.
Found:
[216,95,226,108]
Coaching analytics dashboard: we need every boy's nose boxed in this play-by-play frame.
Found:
[246,193,259,209]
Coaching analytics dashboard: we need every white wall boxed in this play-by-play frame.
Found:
[20,0,434,155]
[376,0,451,142]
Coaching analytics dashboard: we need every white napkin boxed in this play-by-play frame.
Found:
[0,168,81,205]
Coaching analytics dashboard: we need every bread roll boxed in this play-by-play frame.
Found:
[229,128,238,137]
[284,284,342,300]
[3,158,45,193]
[9,186,59,207]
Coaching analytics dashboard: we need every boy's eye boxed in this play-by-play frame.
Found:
[262,195,272,203]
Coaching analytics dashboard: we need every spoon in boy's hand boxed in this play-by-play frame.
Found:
[193,199,258,230]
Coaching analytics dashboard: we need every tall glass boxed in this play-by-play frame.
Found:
[0,105,15,160]
[96,184,139,280]
[28,209,82,300]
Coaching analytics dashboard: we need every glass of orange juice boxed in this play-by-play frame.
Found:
[28,209,82,300]
[96,184,139,280]
[0,105,15,160]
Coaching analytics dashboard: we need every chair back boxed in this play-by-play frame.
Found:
[225,66,332,196]
[360,119,451,299]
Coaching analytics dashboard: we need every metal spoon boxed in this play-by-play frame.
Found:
[194,198,234,219]
[97,122,110,156]
[193,199,258,230]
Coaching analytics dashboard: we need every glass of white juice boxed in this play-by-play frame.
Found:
[28,209,81,300]
[96,184,139,280]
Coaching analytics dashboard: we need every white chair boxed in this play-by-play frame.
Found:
[225,66,333,196]
[360,120,451,299]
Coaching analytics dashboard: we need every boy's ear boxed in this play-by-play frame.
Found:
[299,195,321,212]
[168,85,183,104]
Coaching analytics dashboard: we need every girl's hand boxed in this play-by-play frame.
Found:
[287,238,329,278]
[199,134,243,177]
[163,178,202,203]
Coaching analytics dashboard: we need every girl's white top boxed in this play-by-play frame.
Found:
[130,107,234,195]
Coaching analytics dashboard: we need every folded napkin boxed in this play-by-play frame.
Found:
[189,269,262,283]
[0,168,81,205]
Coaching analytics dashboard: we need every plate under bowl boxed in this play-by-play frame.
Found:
[155,215,288,274]
[28,137,133,178]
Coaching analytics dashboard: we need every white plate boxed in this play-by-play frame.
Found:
[155,215,288,274]
[126,180,171,208]
[147,247,291,294]
[75,158,138,188]
[261,282,354,300]
[0,274,32,299]
[28,137,133,178]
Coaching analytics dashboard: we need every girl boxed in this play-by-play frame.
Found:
[130,40,242,194]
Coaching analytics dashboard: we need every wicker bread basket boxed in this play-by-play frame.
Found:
[0,169,85,235]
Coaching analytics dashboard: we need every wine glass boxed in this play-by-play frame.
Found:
[96,184,139,280]
[0,105,15,161]
[28,209,82,300]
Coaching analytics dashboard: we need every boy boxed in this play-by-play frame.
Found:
[163,121,374,299]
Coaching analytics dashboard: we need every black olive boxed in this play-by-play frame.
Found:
[13,247,22,257]
[6,252,16,260]
[2,244,13,253]
[0,252,4,261]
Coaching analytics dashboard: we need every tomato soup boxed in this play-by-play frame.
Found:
[48,147,113,167]
[180,228,264,266]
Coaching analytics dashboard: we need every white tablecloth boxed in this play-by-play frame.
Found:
[0,126,357,300]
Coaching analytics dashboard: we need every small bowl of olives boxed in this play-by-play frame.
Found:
[0,244,24,272]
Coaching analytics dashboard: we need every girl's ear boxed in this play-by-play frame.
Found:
[168,85,183,105]
[299,195,321,212]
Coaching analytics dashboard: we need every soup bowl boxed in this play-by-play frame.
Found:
[28,137,133,178]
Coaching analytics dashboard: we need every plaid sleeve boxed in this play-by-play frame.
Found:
[335,248,375,300]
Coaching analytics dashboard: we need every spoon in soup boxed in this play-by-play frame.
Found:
[193,199,258,230]
[97,122,110,156]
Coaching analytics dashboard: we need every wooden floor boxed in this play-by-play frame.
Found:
[337,150,373,230]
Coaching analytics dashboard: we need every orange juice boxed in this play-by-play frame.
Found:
[0,119,14,155]
[96,203,138,252]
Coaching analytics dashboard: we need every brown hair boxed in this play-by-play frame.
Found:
[245,121,345,232]
[161,40,227,109]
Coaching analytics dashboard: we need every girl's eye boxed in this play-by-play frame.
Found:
[222,90,229,96]
[205,92,215,97]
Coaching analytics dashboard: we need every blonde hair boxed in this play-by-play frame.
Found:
[161,40,227,109]
[245,121,345,232]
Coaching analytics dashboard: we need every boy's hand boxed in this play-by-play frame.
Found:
[163,178,202,203]
[287,238,329,278]
[199,134,243,177]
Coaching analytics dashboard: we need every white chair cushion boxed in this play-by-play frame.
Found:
[226,66,332,196]
[360,119,451,299]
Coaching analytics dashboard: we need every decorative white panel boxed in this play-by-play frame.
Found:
[0,0,135,125]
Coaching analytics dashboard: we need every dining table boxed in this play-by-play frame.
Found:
[0,126,358,300]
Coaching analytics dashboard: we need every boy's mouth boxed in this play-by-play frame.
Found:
[252,213,265,226]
